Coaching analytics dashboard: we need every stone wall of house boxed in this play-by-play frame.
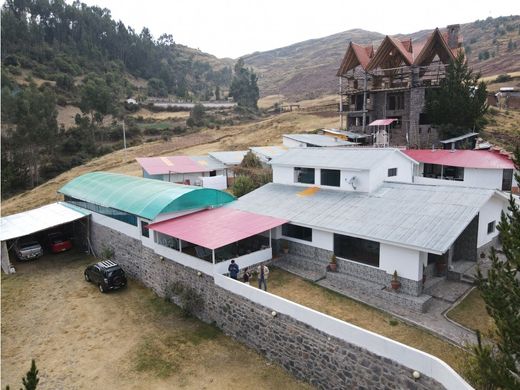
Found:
[453,215,478,262]
[89,221,443,389]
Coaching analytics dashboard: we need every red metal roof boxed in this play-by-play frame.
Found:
[369,119,397,126]
[403,149,514,169]
[136,156,218,175]
[148,208,287,250]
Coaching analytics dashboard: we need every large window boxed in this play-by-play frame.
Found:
[282,223,312,242]
[141,221,150,237]
[64,196,138,226]
[333,234,380,267]
[423,164,464,181]
[387,93,404,110]
[502,169,513,191]
[321,169,340,187]
[387,168,397,177]
[294,167,315,184]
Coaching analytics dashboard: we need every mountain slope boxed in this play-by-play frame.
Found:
[244,16,520,99]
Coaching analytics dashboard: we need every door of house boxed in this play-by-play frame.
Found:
[502,169,513,191]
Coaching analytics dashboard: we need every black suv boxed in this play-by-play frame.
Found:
[84,260,127,293]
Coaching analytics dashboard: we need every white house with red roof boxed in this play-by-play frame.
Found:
[403,149,517,192]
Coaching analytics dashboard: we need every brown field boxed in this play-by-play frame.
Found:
[129,108,190,120]
[56,105,82,129]
[1,252,311,389]
[1,110,338,216]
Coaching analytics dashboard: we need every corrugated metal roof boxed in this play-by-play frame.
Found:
[440,132,478,144]
[0,202,90,241]
[148,208,286,250]
[369,119,397,126]
[283,134,357,147]
[403,149,514,169]
[208,151,248,166]
[249,146,288,160]
[136,155,226,175]
[58,172,235,220]
[269,148,413,170]
[228,183,497,254]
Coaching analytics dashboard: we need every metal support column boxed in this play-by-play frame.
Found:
[212,249,216,265]
[362,71,368,132]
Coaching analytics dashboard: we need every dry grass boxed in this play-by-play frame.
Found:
[258,267,469,374]
[56,105,82,129]
[1,110,337,216]
[1,252,312,389]
[447,288,496,338]
[482,108,520,151]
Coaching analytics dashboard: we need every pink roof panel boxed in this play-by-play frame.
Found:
[136,156,213,175]
[369,119,397,126]
[403,149,514,169]
[148,208,287,250]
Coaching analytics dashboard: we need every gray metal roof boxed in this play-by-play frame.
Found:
[190,155,226,171]
[269,147,415,170]
[250,146,288,161]
[283,134,358,147]
[440,132,478,144]
[208,151,248,166]
[228,182,497,254]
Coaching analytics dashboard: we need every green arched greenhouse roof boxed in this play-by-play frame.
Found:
[58,172,235,220]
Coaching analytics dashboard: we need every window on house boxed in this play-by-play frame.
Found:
[419,113,430,125]
[442,166,464,181]
[386,93,404,110]
[294,167,315,184]
[141,221,150,238]
[333,234,380,267]
[210,170,217,177]
[282,224,312,242]
[321,169,340,187]
[502,169,513,191]
[487,221,496,234]
[64,195,138,226]
[388,168,398,177]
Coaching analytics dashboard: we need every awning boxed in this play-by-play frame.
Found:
[0,202,90,241]
[368,119,397,126]
[148,207,287,250]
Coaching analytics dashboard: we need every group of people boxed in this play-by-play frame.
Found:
[228,260,269,291]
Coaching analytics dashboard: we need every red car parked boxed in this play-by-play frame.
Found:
[47,232,73,253]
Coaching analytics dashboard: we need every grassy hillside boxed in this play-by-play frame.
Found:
[244,16,520,99]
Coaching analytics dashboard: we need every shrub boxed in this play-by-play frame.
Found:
[165,281,203,317]
[495,74,512,83]
[240,151,262,168]
[231,175,257,197]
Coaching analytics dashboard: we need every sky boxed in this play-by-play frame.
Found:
[80,0,519,58]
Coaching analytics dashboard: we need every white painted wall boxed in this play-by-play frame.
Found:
[379,244,422,281]
[214,248,272,274]
[478,195,506,248]
[138,218,155,249]
[214,274,472,390]
[415,164,506,190]
[201,175,227,190]
[164,170,226,186]
[369,153,415,192]
[272,166,295,185]
[339,169,370,192]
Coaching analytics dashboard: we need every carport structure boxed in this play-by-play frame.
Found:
[0,202,90,274]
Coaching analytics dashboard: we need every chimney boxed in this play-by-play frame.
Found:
[447,24,460,48]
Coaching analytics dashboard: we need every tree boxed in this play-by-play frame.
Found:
[79,76,115,123]
[22,359,39,390]
[425,52,488,139]
[215,85,220,101]
[229,58,259,109]
[468,148,520,389]
[186,103,205,127]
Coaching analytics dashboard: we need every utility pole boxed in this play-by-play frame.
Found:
[122,120,127,150]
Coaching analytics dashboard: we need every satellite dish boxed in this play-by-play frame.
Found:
[348,176,359,190]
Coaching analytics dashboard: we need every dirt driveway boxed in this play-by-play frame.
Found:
[1,251,312,389]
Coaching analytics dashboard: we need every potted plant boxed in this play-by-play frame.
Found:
[328,254,337,272]
[391,270,401,291]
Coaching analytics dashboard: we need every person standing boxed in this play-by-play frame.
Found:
[243,267,251,285]
[228,260,239,280]
[257,264,269,291]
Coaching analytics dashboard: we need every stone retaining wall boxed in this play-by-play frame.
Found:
[90,221,443,389]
